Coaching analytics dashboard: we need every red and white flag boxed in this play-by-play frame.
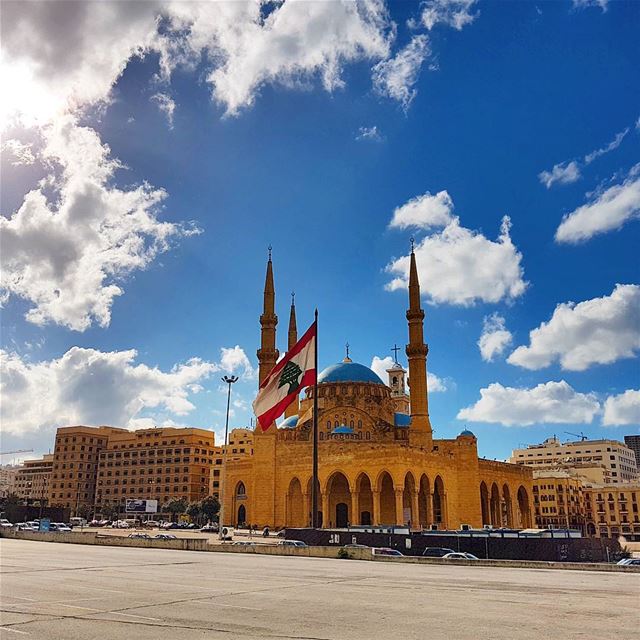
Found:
[253,321,316,431]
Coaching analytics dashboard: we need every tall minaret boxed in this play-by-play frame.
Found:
[257,247,279,387]
[405,241,433,448]
[284,292,299,419]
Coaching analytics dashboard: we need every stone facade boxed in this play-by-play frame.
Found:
[223,252,534,530]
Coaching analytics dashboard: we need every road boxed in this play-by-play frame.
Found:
[0,539,637,639]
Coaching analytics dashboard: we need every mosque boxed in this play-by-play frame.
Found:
[223,250,533,530]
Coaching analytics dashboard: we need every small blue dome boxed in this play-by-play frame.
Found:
[332,425,354,434]
[394,413,411,428]
[459,429,475,437]
[318,362,384,385]
[279,415,299,429]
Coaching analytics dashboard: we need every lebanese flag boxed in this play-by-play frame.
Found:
[253,321,316,431]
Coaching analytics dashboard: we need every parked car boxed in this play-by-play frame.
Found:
[142,521,160,529]
[422,547,455,558]
[70,517,87,527]
[277,540,308,548]
[0,519,13,529]
[371,547,403,557]
[50,523,72,532]
[14,523,37,532]
[617,558,640,566]
[232,541,256,547]
[127,533,151,539]
[112,520,130,529]
[154,534,177,540]
[442,552,479,560]
[200,523,219,533]
[162,522,180,530]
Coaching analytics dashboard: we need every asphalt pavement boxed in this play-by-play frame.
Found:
[1,538,637,639]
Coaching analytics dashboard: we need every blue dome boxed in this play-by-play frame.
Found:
[318,362,384,385]
[332,425,354,434]
[459,429,475,437]
[279,415,299,429]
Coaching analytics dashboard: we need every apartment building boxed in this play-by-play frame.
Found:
[11,455,54,502]
[94,427,222,513]
[624,435,640,468]
[584,484,640,541]
[510,437,638,483]
[532,469,587,531]
[48,426,128,514]
[0,465,20,498]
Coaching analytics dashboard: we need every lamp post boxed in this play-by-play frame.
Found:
[218,375,239,539]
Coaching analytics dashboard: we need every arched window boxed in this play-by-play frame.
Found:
[326,420,331,428]
[358,420,362,428]
[350,420,354,427]
[366,432,371,440]
[236,482,246,497]
[392,376,397,384]
[320,432,324,440]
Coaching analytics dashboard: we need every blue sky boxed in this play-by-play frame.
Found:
[1,0,639,463]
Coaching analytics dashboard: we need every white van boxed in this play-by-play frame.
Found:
[70,517,87,527]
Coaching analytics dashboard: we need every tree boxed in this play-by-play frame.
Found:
[164,497,188,522]
[77,504,92,520]
[100,502,119,520]
[200,495,220,524]
[186,501,202,525]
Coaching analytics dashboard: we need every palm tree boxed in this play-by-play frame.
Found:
[164,497,188,523]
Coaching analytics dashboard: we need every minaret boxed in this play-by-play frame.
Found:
[405,240,433,448]
[284,292,299,419]
[257,247,279,388]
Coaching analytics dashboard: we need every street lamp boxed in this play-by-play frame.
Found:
[218,375,239,539]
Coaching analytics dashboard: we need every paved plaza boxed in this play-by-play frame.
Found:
[0,539,637,639]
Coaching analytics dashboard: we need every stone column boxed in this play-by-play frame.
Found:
[372,490,381,526]
[426,492,433,527]
[351,491,360,526]
[411,491,420,530]
[394,488,404,526]
[322,492,329,529]
[302,492,310,527]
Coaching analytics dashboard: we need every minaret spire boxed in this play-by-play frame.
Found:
[284,291,299,419]
[257,247,279,390]
[405,240,433,448]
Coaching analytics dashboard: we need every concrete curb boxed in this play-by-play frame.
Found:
[2,530,638,572]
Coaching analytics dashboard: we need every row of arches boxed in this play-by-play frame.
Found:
[286,471,446,529]
[480,481,532,529]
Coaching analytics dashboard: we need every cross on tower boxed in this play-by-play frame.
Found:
[391,344,401,364]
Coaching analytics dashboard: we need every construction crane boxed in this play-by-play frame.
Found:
[564,431,587,442]
[0,449,34,456]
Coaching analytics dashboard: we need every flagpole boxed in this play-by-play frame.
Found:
[312,308,319,529]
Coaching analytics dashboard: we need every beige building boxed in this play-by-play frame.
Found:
[11,455,54,502]
[510,437,638,484]
[532,469,587,531]
[222,252,534,531]
[94,427,221,513]
[0,465,20,498]
[584,484,640,540]
[49,425,128,514]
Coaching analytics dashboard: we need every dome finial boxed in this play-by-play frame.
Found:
[343,342,352,363]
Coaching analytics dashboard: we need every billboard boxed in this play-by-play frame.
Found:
[125,499,158,514]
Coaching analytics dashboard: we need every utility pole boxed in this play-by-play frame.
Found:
[218,375,239,539]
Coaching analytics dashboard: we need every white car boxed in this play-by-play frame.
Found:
[442,552,479,560]
[50,522,72,532]
[277,540,308,548]
[0,519,13,529]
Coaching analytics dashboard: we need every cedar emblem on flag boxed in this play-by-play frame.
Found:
[253,321,317,431]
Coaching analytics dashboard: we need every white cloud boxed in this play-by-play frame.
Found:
[1,138,36,165]
[370,355,447,392]
[386,215,527,306]
[373,35,429,111]
[356,125,382,142]
[602,389,640,426]
[417,0,478,31]
[584,127,629,164]
[478,313,513,362]
[163,0,392,116]
[508,284,640,371]
[555,166,640,243]
[457,380,600,426]
[572,0,609,12]
[538,161,581,189]
[389,190,453,230]
[0,116,199,331]
[219,345,257,380]
[0,346,217,436]
[151,92,176,128]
